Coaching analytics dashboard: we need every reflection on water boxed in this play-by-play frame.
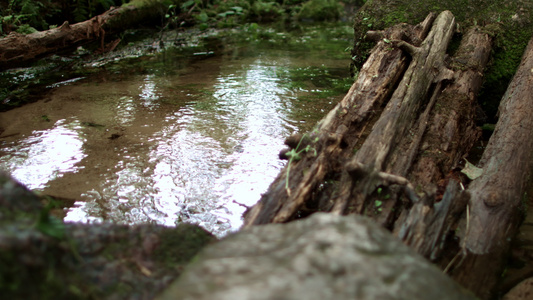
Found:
[0,27,351,236]
[0,118,87,190]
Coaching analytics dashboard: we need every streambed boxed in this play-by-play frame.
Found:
[0,25,353,237]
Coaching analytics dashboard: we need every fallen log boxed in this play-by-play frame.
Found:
[328,10,457,227]
[244,11,464,227]
[393,26,492,259]
[0,0,176,70]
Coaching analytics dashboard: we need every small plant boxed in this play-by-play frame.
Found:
[285,133,318,195]
[374,199,383,213]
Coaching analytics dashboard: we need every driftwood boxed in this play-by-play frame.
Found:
[0,0,175,70]
[0,7,123,69]
[242,10,533,299]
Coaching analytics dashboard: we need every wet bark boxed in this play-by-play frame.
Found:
[0,0,175,70]
[242,10,530,299]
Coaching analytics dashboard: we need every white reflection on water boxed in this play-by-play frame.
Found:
[140,74,160,109]
[209,61,293,231]
[0,118,86,190]
[0,41,345,237]
[144,60,294,235]
[61,59,295,236]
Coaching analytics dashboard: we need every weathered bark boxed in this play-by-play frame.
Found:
[328,10,457,227]
[244,11,467,227]
[446,35,533,299]
[0,0,176,69]
[393,27,492,259]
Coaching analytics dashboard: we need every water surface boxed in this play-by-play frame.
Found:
[0,25,353,236]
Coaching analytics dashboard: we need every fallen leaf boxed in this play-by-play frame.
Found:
[461,159,483,180]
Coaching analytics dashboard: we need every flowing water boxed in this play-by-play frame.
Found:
[0,25,353,237]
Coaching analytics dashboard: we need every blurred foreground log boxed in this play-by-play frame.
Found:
[0,171,215,299]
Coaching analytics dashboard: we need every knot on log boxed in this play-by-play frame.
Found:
[279,132,319,160]
[483,191,503,207]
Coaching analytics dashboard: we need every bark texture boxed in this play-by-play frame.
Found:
[448,35,533,299]
[244,12,436,226]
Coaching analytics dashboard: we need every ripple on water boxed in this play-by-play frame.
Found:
[0,118,87,190]
[0,26,351,237]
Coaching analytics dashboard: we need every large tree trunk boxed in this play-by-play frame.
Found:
[242,10,532,299]
[0,0,177,70]
[447,34,533,299]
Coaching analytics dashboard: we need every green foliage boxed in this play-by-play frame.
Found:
[0,0,121,35]
[35,198,65,240]
[285,133,318,195]
[297,0,343,21]
[72,0,115,23]
[0,0,43,35]
[15,23,37,34]
[250,1,284,22]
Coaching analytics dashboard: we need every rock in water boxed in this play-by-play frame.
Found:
[157,213,474,300]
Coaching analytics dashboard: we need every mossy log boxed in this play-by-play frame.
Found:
[0,0,178,70]
[242,10,529,299]
[0,171,215,299]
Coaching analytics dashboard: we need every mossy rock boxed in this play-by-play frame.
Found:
[0,172,216,299]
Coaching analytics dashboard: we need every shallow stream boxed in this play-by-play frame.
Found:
[0,24,353,237]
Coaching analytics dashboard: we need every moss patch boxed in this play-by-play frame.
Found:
[352,0,533,121]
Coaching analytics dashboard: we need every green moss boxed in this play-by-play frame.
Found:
[154,224,215,265]
[297,0,343,21]
[352,0,533,121]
